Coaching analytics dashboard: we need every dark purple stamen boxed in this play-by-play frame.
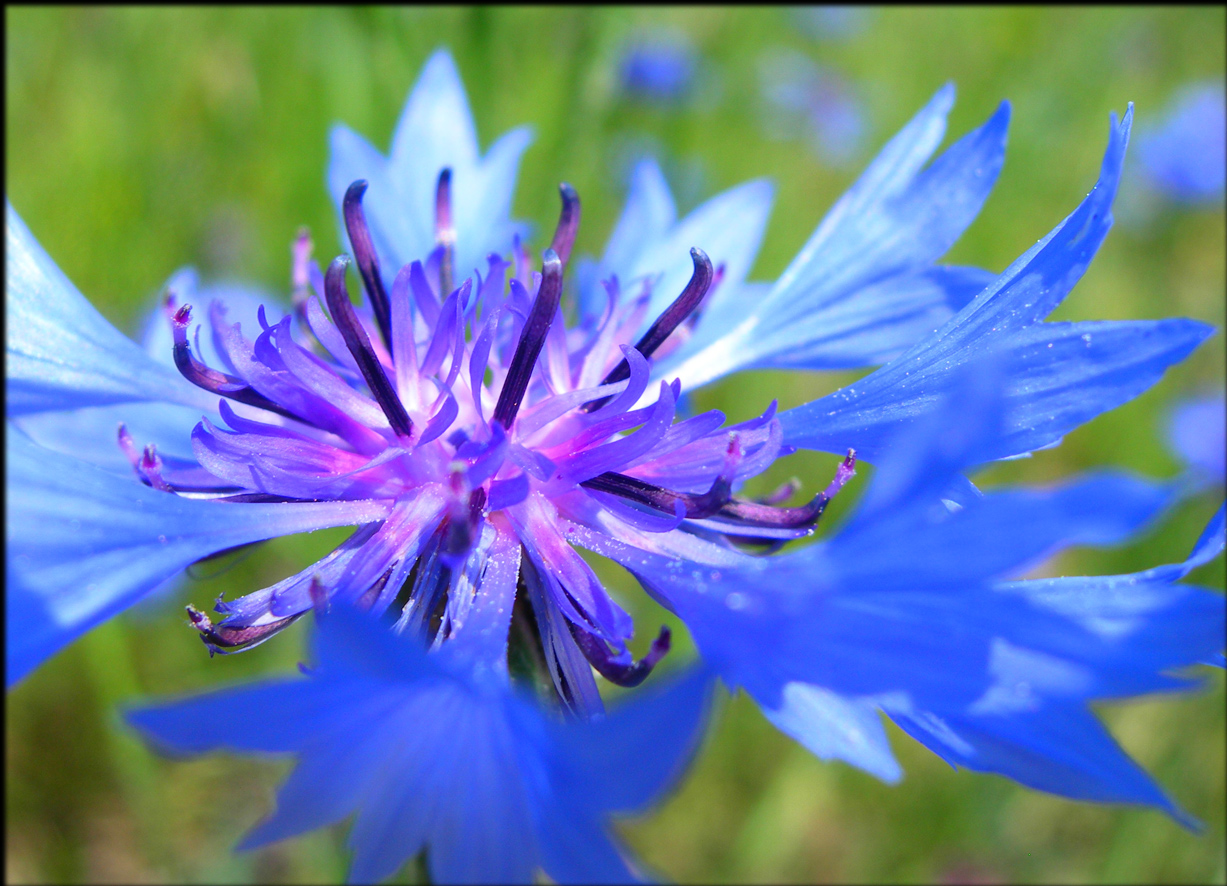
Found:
[569,623,671,687]
[324,256,414,440]
[170,305,303,422]
[436,168,455,298]
[342,180,393,348]
[584,448,852,535]
[492,249,564,428]
[582,247,714,414]
[186,604,302,656]
[549,183,581,267]
[601,247,713,389]
[581,470,731,519]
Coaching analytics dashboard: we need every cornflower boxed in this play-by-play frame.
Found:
[7,49,1223,882]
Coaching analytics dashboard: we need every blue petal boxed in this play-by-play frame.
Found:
[553,664,715,814]
[6,202,214,416]
[995,504,1226,685]
[598,156,678,286]
[761,683,902,783]
[6,428,392,686]
[328,50,533,282]
[630,178,774,336]
[666,86,1008,389]
[129,607,700,884]
[891,703,1196,826]
[12,400,210,472]
[779,107,1207,463]
[749,265,995,370]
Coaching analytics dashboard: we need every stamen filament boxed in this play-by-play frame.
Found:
[549,183,581,267]
[493,249,564,428]
[342,180,394,349]
[596,247,713,391]
[435,168,455,298]
[323,257,414,439]
[569,623,671,687]
[170,305,304,422]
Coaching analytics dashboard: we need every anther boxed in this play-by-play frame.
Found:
[324,256,414,439]
[342,180,393,348]
[170,305,303,422]
[140,445,174,493]
[599,247,713,388]
[492,249,564,429]
[549,183,581,267]
[435,168,455,298]
[186,604,303,656]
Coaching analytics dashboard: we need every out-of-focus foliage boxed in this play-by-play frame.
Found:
[6,7,1224,884]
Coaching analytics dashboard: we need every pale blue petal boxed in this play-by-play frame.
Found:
[452,125,534,277]
[784,318,1213,464]
[328,124,425,278]
[598,156,678,285]
[6,428,391,686]
[12,400,209,472]
[753,97,1006,334]
[6,202,214,415]
[665,87,1008,389]
[327,50,533,280]
[750,265,995,370]
[779,108,1210,461]
[761,683,902,783]
[891,704,1195,825]
[632,179,774,334]
[554,664,714,813]
[388,49,480,185]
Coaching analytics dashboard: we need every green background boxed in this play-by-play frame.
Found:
[6,7,1225,884]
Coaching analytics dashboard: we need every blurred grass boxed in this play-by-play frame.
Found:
[5,7,1225,884]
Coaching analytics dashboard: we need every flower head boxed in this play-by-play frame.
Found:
[7,46,1223,881]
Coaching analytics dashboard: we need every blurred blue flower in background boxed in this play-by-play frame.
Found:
[793,5,873,42]
[617,32,698,104]
[1137,81,1226,204]
[6,47,1223,883]
[1167,391,1226,484]
[759,51,866,165]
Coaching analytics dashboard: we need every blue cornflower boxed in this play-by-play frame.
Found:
[759,51,867,165]
[1137,81,1226,204]
[1167,391,1226,485]
[617,33,698,104]
[7,48,1223,879]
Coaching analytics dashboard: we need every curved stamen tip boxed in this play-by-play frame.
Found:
[492,249,564,429]
[343,179,369,204]
[341,180,392,347]
[435,168,454,241]
[549,183,581,266]
[172,304,192,329]
[570,622,672,688]
[598,246,714,390]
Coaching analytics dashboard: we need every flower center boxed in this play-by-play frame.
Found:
[119,174,855,699]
